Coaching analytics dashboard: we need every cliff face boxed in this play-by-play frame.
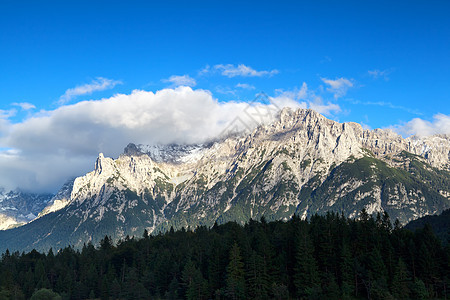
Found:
[1,108,449,252]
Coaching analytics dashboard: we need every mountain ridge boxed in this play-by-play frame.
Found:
[0,108,449,252]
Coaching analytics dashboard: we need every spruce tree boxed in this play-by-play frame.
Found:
[247,250,269,299]
[294,223,321,298]
[391,258,411,299]
[226,242,246,300]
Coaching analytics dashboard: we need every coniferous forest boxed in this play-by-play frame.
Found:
[0,211,449,300]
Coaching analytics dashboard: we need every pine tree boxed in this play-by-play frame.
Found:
[226,242,246,300]
[30,288,61,300]
[22,267,35,298]
[294,223,321,298]
[208,239,226,293]
[411,278,429,300]
[100,235,113,251]
[35,259,50,289]
[165,276,180,300]
[381,211,392,232]
[182,259,207,300]
[247,250,269,299]
[339,243,355,298]
[391,258,411,299]
[109,278,121,299]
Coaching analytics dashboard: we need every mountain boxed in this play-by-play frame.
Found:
[0,108,449,252]
[0,189,53,230]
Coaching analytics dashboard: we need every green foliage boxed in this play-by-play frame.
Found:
[300,158,311,169]
[30,288,61,300]
[294,223,321,298]
[0,212,449,299]
[226,243,246,300]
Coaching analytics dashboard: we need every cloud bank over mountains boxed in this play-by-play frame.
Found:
[0,87,299,192]
[394,114,450,137]
[0,85,448,193]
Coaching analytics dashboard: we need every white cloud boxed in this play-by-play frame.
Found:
[236,83,255,90]
[368,69,391,80]
[297,82,308,99]
[321,77,353,99]
[214,64,279,77]
[0,87,307,193]
[271,82,341,116]
[12,102,36,110]
[162,75,196,87]
[198,65,211,76]
[0,109,16,119]
[393,114,450,137]
[59,77,122,104]
[215,86,237,95]
[308,102,341,116]
[360,122,372,130]
[0,110,13,137]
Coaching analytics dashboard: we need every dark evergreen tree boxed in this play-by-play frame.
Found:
[165,276,180,300]
[391,258,411,299]
[294,222,321,298]
[411,278,429,300]
[339,242,355,298]
[0,211,448,299]
[225,242,246,300]
[30,288,61,300]
[247,250,269,299]
[182,258,207,300]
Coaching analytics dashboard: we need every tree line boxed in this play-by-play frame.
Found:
[0,210,449,299]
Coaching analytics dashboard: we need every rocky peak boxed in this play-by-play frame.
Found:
[95,153,115,175]
[123,143,145,157]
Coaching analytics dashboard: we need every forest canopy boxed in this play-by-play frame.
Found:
[0,211,448,299]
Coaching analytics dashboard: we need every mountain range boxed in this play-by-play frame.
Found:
[0,108,449,252]
[0,189,52,230]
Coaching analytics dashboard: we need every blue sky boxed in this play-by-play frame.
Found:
[0,0,449,192]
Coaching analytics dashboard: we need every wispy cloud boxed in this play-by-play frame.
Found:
[272,82,341,116]
[59,77,122,104]
[12,102,36,110]
[320,56,332,63]
[213,64,279,77]
[321,77,354,99]
[215,85,237,95]
[235,83,255,90]
[0,109,16,119]
[349,99,422,115]
[368,69,392,80]
[198,65,211,76]
[393,113,450,137]
[162,74,196,87]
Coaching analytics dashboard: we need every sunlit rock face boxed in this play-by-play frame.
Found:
[1,108,449,252]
